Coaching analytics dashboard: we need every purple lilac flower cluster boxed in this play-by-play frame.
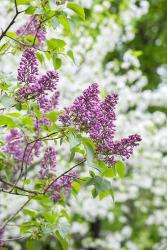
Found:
[0,227,4,247]
[17,48,59,113]
[59,83,141,166]
[16,15,46,48]
[51,171,79,202]
[4,128,41,164]
[39,146,56,179]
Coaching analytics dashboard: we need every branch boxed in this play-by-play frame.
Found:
[2,197,32,229]
[0,188,32,197]
[10,131,62,191]
[0,178,41,195]
[0,1,24,41]
[43,158,86,194]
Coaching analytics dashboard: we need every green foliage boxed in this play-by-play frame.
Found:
[67,2,85,21]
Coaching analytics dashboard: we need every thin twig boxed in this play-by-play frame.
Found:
[2,197,32,228]
[10,131,61,191]
[43,159,86,194]
[0,0,25,41]
[0,178,41,195]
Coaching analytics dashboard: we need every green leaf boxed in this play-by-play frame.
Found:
[0,95,16,109]
[58,220,70,239]
[0,116,17,128]
[72,181,80,193]
[26,239,42,250]
[0,42,9,53]
[58,15,71,33]
[46,111,61,122]
[56,231,68,250]
[92,187,98,198]
[22,116,34,128]
[47,38,66,51]
[53,55,62,70]
[67,50,75,63]
[6,32,17,39]
[25,6,36,14]
[17,0,31,5]
[102,167,116,178]
[99,189,115,201]
[82,137,95,166]
[36,52,45,64]
[93,176,111,192]
[115,161,126,178]
[67,2,85,20]
[23,209,36,218]
[69,132,80,149]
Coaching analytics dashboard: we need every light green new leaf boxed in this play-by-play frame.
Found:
[67,2,85,20]
[115,161,126,178]
[0,116,17,128]
[53,55,62,70]
[47,38,66,51]
[67,50,75,63]
[17,0,32,5]
[56,231,68,250]
[58,15,71,34]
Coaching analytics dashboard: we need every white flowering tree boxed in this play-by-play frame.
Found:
[0,1,143,250]
[59,1,167,250]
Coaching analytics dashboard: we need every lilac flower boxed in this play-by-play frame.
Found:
[17,49,60,112]
[39,146,56,179]
[17,48,38,84]
[50,171,78,202]
[51,192,61,202]
[59,83,141,166]
[38,116,51,127]
[4,128,42,165]
[16,15,46,48]
[0,227,4,247]
[37,71,59,92]
[39,91,59,112]
[5,128,25,161]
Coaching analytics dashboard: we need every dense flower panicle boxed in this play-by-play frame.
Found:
[5,128,25,161]
[17,50,60,112]
[37,71,59,92]
[111,134,142,159]
[4,128,42,164]
[50,171,78,202]
[59,83,141,166]
[39,146,56,179]
[17,48,38,84]
[59,83,100,129]
[39,91,60,112]
[16,15,46,48]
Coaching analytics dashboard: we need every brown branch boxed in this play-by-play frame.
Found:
[0,0,25,41]
[10,131,62,192]
[2,197,32,229]
[0,188,32,197]
[43,158,86,194]
[0,178,41,195]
